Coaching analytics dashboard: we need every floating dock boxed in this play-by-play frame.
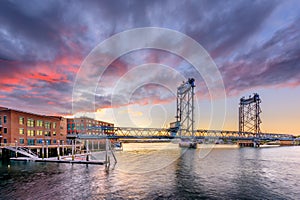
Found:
[10,156,106,165]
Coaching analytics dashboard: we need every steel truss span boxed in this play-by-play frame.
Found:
[68,126,294,141]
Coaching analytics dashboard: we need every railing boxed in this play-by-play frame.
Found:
[17,147,38,158]
[3,145,39,159]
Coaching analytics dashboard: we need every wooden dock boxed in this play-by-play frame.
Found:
[10,156,106,165]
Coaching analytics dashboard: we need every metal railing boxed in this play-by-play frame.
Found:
[3,145,38,159]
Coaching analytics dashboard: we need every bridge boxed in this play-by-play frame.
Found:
[67,78,295,143]
[67,127,294,141]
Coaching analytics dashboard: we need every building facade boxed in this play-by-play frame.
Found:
[0,107,67,145]
[67,117,114,135]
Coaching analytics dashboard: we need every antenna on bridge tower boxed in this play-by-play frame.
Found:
[239,93,262,136]
[176,78,195,138]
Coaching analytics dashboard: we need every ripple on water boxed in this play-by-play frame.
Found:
[0,145,300,199]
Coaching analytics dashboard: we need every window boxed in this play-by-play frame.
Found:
[4,115,7,123]
[67,124,71,130]
[3,138,7,143]
[19,117,24,125]
[0,116,2,125]
[45,122,51,129]
[4,128,7,134]
[27,118,34,127]
[37,130,43,136]
[19,128,24,135]
[27,139,35,145]
[45,131,51,136]
[27,130,35,136]
[53,131,56,136]
[37,120,43,127]
[53,122,56,129]
[20,139,24,144]
[37,139,43,144]
[53,139,57,144]
[46,139,51,145]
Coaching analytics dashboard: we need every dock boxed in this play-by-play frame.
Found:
[10,155,106,165]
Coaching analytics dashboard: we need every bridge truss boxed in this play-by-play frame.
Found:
[176,78,195,137]
[68,126,294,141]
[239,93,262,136]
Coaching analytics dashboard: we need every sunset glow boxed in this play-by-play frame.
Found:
[0,0,299,135]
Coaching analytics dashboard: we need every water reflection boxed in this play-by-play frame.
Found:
[0,146,300,199]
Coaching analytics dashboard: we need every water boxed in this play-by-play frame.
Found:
[1,144,300,199]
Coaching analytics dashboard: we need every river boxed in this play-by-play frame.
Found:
[1,143,299,199]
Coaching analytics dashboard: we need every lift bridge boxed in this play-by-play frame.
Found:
[67,78,295,142]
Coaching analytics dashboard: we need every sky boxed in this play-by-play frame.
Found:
[0,0,300,135]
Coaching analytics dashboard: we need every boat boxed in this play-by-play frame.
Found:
[113,142,123,151]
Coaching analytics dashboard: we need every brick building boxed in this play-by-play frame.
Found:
[0,107,67,145]
[67,117,114,135]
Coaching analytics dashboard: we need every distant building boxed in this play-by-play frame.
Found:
[0,107,67,145]
[67,116,114,135]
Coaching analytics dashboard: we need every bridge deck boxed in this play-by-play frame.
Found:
[68,127,295,140]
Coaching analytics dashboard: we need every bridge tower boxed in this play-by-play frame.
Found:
[239,93,262,136]
[176,78,195,138]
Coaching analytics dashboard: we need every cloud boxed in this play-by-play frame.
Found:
[0,0,299,116]
[222,18,300,95]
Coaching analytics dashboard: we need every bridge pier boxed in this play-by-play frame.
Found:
[179,139,197,149]
[237,140,260,148]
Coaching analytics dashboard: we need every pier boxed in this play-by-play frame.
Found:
[10,156,106,165]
